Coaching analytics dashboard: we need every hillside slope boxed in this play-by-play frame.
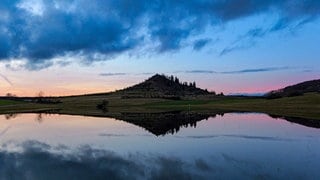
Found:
[116,74,210,98]
[266,79,320,98]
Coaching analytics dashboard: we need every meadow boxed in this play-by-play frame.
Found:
[0,92,319,120]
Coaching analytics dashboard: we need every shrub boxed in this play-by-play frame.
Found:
[96,100,109,111]
[265,93,282,99]
[287,91,304,97]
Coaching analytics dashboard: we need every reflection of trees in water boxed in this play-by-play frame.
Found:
[36,114,43,123]
[34,113,56,123]
[4,113,45,123]
[5,113,19,120]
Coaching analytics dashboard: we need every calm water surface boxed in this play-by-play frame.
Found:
[0,113,319,179]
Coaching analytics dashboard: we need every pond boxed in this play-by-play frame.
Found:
[0,112,319,179]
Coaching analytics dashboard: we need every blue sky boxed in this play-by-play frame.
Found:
[0,0,319,96]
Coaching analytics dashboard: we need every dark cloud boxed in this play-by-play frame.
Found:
[99,66,305,77]
[220,28,267,56]
[99,73,127,76]
[220,67,291,74]
[193,39,212,51]
[0,73,13,86]
[181,67,296,74]
[220,14,319,55]
[99,72,155,77]
[136,72,156,75]
[0,0,319,69]
[185,70,216,74]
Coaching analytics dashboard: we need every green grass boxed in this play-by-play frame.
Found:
[0,93,319,120]
[0,99,25,106]
[143,93,320,120]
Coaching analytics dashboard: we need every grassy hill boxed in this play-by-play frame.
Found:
[0,74,319,122]
[116,74,211,99]
[266,79,320,98]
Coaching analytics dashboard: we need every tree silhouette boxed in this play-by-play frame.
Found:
[174,77,179,84]
[170,75,174,81]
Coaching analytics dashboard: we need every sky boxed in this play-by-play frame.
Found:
[0,0,319,96]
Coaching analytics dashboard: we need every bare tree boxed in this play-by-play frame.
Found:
[37,91,44,97]
[6,93,16,97]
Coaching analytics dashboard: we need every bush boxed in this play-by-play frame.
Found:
[287,91,304,97]
[96,100,109,111]
[36,98,61,104]
[163,96,181,100]
[265,93,282,99]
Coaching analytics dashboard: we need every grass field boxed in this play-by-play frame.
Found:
[0,92,319,120]
[0,99,25,106]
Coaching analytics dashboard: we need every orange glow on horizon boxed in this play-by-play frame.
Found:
[1,85,118,97]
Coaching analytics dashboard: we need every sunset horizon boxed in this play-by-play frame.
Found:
[0,0,319,96]
[1,71,319,97]
[0,1,320,179]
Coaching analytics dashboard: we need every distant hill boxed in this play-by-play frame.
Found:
[266,79,320,98]
[116,74,211,99]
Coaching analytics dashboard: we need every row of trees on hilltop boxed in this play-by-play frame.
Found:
[164,74,224,96]
[166,75,196,88]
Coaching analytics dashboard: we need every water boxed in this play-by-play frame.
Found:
[0,113,319,179]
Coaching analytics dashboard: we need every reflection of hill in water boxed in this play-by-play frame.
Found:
[114,112,320,136]
[115,111,215,136]
[3,111,320,136]
[268,115,320,129]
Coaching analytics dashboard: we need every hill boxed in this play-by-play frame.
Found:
[266,79,320,98]
[116,74,211,99]
[0,75,320,121]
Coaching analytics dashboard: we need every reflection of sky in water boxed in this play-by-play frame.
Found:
[0,113,319,179]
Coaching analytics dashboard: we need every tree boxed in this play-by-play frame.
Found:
[170,75,174,81]
[174,77,179,84]
[6,93,16,97]
[192,81,196,87]
[36,91,45,103]
[37,91,44,97]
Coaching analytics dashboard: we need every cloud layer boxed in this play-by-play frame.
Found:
[0,0,319,69]
[0,73,13,85]
[99,66,304,77]
[0,140,210,179]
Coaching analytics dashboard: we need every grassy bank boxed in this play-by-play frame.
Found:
[145,93,320,120]
[0,93,319,120]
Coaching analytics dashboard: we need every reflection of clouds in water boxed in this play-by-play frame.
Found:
[175,134,295,141]
[0,141,210,180]
[0,141,317,179]
[0,126,10,137]
[195,159,212,172]
[99,133,152,137]
[150,157,203,180]
[220,153,273,180]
